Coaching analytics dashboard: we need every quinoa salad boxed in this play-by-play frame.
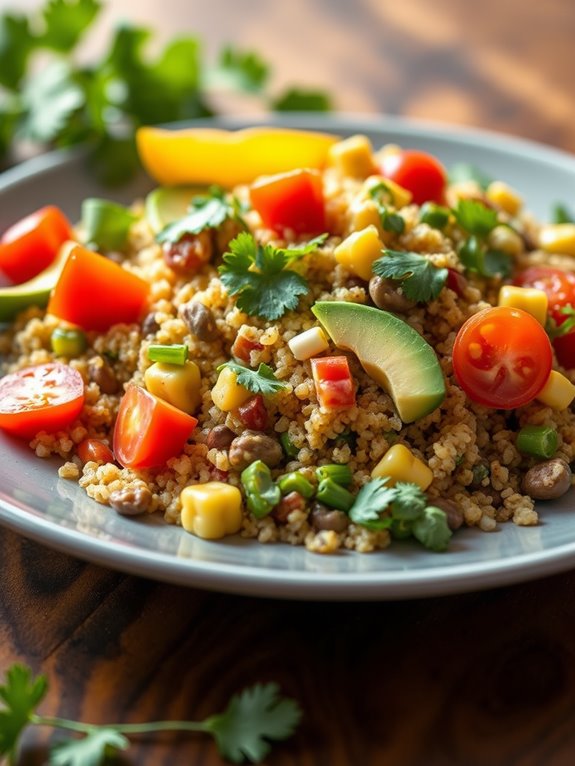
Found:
[2,126,575,556]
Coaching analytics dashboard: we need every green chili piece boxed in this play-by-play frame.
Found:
[315,464,353,487]
[280,432,299,458]
[51,327,87,357]
[420,202,450,229]
[316,478,354,512]
[147,344,188,366]
[277,472,315,498]
[516,425,559,459]
[241,460,281,518]
[81,198,137,251]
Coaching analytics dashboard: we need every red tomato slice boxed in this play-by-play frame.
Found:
[47,244,150,332]
[379,149,447,206]
[0,206,73,284]
[452,306,552,409]
[250,169,326,235]
[113,385,198,469]
[311,356,355,409]
[0,362,85,438]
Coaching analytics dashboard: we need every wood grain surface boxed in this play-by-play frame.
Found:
[3,1,575,764]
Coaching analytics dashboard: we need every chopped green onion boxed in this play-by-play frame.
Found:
[81,198,137,252]
[51,327,87,357]
[280,431,299,458]
[147,344,188,366]
[516,425,559,459]
[315,464,353,487]
[316,478,354,512]
[241,460,281,518]
[277,472,315,498]
[420,202,450,230]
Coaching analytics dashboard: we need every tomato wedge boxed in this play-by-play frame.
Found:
[452,306,552,409]
[379,149,447,206]
[0,206,73,284]
[113,385,198,469]
[311,356,356,409]
[250,169,326,235]
[47,244,149,331]
[0,362,85,438]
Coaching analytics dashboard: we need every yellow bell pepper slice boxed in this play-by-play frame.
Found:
[136,126,339,187]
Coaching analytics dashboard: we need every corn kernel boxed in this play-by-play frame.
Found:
[180,482,243,539]
[211,367,252,411]
[488,225,523,256]
[498,285,548,325]
[371,443,433,490]
[363,175,412,209]
[536,370,575,410]
[288,326,329,361]
[539,224,575,256]
[328,135,377,179]
[486,181,523,216]
[144,360,202,413]
[334,225,384,281]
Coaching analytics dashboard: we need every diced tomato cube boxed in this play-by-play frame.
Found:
[250,169,326,235]
[311,356,355,409]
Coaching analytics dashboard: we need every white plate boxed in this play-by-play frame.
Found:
[1,114,575,600]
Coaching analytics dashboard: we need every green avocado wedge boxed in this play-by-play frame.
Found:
[0,240,75,323]
[311,301,446,422]
[144,185,207,234]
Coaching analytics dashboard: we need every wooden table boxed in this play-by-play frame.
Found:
[3,1,575,763]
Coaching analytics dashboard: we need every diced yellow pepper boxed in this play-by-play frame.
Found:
[371,443,434,490]
[136,126,339,187]
[144,360,202,414]
[497,285,548,326]
[536,370,575,410]
[488,225,523,256]
[349,198,385,238]
[334,225,384,281]
[328,135,377,179]
[486,181,523,216]
[180,482,243,539]
[539,224,575,256]
[363,175,412,209]
[211,366,252,411]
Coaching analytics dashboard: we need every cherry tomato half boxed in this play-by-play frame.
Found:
[113,385,198,469]
[0,206,73,284]
[0,362,85,439]
[250,169,326,235]
[311,356,356,410]
[452,307,552,409]
[47,244,150,332]
[515,266,575,369]
[379,149,447,206]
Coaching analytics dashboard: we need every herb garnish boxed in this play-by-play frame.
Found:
[454,199,512,278]
[219,232,327,320]
[546,306,575,341]
[368,182,405,234]
[157,186,246,244]
[0,663,301,765]
[372,250,448,303]
[217,361,289,396]
[553,203,575,224]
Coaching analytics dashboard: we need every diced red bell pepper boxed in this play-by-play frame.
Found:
[231,333,264,365]
[250,169,326,235]
[237,394,269,430]
[311,356,355,410]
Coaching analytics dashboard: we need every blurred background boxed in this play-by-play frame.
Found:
[4,0,575,159]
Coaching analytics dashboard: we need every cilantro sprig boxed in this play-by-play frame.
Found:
[0,664,301,765]
[453,199,512,279]
[217,361,289,396]
[349,479,452,552]
[0,0,332,181]
[157,186,246,244]
[219,232,327,320]
[372,250,448,303]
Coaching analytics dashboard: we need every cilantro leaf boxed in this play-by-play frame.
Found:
[19,60,84,142]
[217,362,289,396]
[448,163,492,190]
[391,481,428,521]
[41,0,102,52]
[454,199,499,237]
[368,183,405,234]
[213,46,269,92]
[49,729,129,766]
[157,187,245,244]
[553,203,575,224]
[372,250,448,303]
[205,682,301,764]
[0,12,35,89]
[271,88,332,112]
[348,477,397,531]
[219,233,326,320]
[0,664,48,760]
[412,506,452,552]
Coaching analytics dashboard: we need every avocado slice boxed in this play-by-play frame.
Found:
[145,185,207,234]
[311,301,445,422]
[0,241,75,322]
